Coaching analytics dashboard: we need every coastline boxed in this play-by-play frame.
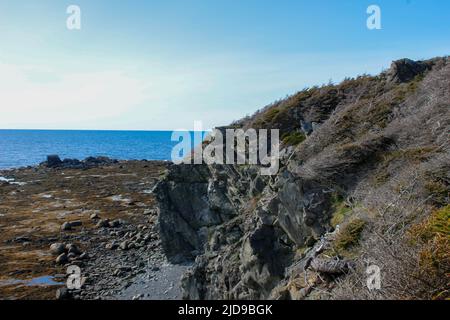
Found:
[0,157,181,300]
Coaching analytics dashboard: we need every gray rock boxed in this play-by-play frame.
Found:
[386,58,429,83]
[46,155,62,168]
[50,243,66,255]
[119,241,129,250]
[143,209,156,216]
[90,213,99,220]
[56,287,70,300]
[154,164,228,262]
[66,244,81,255]
[96,219,110,228]
[105,242,118,250]
[300,120,313,135]
[79,252,90,260]
[61,222,72,231]
[56,253,68,265]
[67,252,77,260]
[109,219,123,228]
[70,220,82,227]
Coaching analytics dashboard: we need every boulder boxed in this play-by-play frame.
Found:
[69,220,82,227]
[61,222,72,231]
[50,243,66,255]
[55,253,68,265]
[46,155,62,168]
[56,287,70,300]
[96,219,110,228]
[66,244,81,255]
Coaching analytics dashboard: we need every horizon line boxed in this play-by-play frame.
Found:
[0,128,212,132]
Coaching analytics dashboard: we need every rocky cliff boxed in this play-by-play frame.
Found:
[155,57,450,300]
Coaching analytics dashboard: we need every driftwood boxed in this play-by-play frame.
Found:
[310,258,354,274]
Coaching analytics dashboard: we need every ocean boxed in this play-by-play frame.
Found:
[0,130,202,169]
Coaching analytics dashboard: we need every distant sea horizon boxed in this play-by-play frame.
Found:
[0,129,205,169]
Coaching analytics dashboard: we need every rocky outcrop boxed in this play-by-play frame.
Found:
[42,155,118,169]
[385,58,431,83]
[155,57,450,300]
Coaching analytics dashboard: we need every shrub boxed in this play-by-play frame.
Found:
[282,131,306,146]
[424,180,449,207]
[263,108,280,123]
[335,218,366,251]
[409,205,450,299]
[330,194,353,228]
[410,205,450,243]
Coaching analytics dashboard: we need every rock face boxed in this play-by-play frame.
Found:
[155,164,237,263]
[155,57,450,300]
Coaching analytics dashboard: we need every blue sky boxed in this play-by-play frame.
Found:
[0,0,449,130]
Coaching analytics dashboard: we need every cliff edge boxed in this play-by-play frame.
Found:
[155,57,450,300]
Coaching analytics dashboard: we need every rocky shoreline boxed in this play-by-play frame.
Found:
[0,57,448,301]
[0,157,184,300]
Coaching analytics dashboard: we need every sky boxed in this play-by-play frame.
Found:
[0,0,449,130]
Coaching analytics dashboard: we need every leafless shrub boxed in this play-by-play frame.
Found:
[331,148,449,299]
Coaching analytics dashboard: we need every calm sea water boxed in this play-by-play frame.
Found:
[0,130,202,169]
